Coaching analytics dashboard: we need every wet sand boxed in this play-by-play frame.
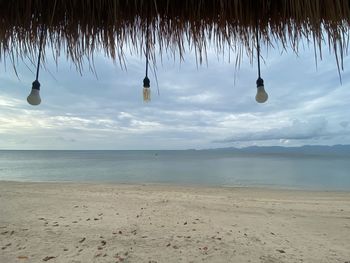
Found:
[0,181,350,262]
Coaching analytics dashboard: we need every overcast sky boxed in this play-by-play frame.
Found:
[0,41,350,150]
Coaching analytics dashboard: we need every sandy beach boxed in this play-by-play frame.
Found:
[0,181,349,263]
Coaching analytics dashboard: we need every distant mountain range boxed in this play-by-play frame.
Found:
[204,145,350,155]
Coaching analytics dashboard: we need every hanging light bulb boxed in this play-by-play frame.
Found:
[28,25,45,106]
[143,19,151,103]
[255,77,268,103]
[255,24,268,103]
[143,76,151,102]
[27,80,41,105]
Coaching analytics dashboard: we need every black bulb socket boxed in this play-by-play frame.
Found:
[32,80,41,90]
[256,77,264,87]
[143,77,150,88]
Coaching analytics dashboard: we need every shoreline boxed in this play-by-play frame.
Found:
[1,181,350,262]
[1,179,349,193]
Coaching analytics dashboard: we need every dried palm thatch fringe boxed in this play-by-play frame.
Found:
[0,0,349,74]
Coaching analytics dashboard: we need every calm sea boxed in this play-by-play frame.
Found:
[0,150,349,190]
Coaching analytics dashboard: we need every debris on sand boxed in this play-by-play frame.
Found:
[42,256,56,261]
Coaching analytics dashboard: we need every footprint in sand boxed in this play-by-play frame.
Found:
[1,243,12,250]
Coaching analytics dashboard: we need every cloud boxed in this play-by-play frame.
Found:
[216,117,331,143]
[0,96,23,107]
[1,41,350,149]
[57,136,77,143]
[177,91,221,104]
[340,121,349,129]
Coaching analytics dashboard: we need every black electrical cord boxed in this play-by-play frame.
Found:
[143,16,150,89]
[256,26,261,79]
[145,30,149,78]
[35,25,45,81]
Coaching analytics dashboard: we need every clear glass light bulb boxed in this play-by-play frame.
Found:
[255,77,268,103]
[27,80,41,106]
[256,85,268,103]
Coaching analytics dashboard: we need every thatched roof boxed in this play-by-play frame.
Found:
[1,0,349,71]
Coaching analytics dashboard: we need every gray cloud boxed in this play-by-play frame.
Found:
[340,121,349,129]
[0,41,350,149]
[216,117,331,143]
[56,136,77,143]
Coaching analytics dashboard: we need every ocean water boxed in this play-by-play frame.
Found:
[0,150,349,190]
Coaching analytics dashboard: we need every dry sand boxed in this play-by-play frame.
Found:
[0,181,350,263]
